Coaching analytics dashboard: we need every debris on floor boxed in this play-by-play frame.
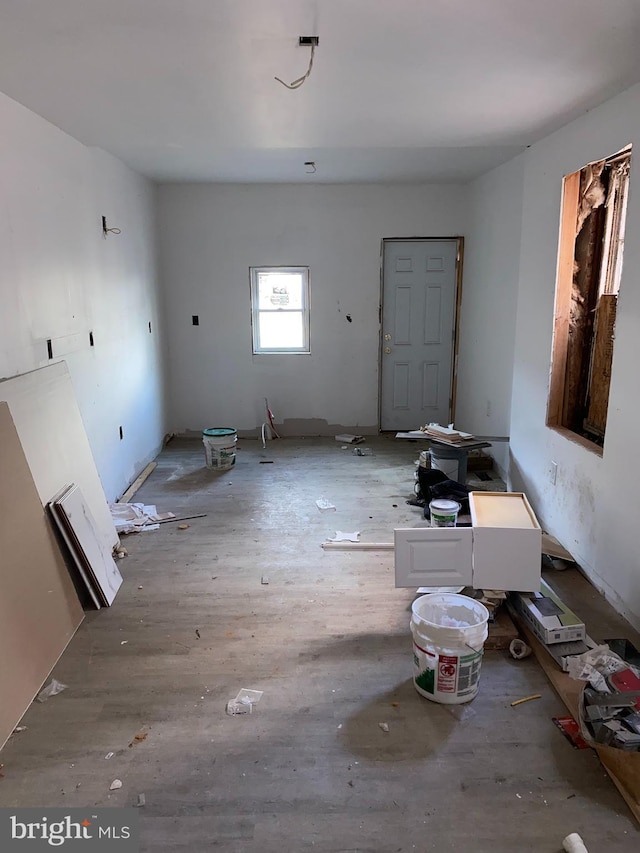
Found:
[567,645,640,750]
[515,610,640,821]
[226,688,263,716]
[326,531,360,543]
[352,447,372,456]
[195,629,201,638]
[261,576,269,585]
[105,752,114,760]
[110,502,175,533]
[334,434,365,444]
[178,523,190,530]
[563,833,589,853]
[129,731,148,748]
[134,793,146,808]
[553,716,590,750]
[315,498,336,512]
[35,679,67,703]
[12,726,27,735]
[109,779,123,791]
[511,694,542,707]
[509,638,532,659]
[378,722,390,732]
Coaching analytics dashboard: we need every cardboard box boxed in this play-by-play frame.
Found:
[512,579,586,644]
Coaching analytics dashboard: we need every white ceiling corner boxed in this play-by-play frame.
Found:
[1,0,640,183]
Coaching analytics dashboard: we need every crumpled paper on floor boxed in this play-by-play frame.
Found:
[109,503,175,534]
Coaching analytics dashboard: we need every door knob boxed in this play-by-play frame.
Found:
[384,333,392,341]
[384,346,392,354]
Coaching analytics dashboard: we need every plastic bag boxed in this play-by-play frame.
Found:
[566,645,628,691]
[36,679,68,703]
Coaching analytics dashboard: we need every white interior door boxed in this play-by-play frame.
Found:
[380,240,459,430]
[394,527,473,588]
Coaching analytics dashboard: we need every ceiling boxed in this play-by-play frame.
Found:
[1,0,640,184]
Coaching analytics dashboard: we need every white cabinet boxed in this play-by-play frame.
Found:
[395,492,541,592]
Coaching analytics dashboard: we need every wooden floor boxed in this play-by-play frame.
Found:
[1,437,639,851]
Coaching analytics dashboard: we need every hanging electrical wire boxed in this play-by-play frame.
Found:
[275,41,316,90]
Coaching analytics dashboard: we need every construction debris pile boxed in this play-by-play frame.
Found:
[567,645,640,751]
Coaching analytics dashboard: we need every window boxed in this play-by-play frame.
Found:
[250,267,310,353]
[547,147,631,448]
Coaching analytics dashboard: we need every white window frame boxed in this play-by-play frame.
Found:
[250,266,310,354]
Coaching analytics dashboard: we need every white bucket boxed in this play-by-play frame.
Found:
[429,498,461,527]
[410,593,489,704]
[429,448,459,482]
[203,427,237,470]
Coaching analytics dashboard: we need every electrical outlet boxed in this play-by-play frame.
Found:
[549,460,558,485]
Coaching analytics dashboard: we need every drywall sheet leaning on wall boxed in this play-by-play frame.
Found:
[49,485,123,607]
[0,403,84,750]
[0,362,117,551]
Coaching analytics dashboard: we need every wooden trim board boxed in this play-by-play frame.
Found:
[117,462,157,504]
[514,614,640,824]
[321,542,394,551]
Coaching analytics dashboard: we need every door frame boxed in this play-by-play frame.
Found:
[378,237,465,432]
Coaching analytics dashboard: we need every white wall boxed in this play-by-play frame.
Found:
[0,92,166,502]
[506,84,640,630]
[459,155,526,474]
[157,183,467,435]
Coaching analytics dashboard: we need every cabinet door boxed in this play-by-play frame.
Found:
[394,527,473,588]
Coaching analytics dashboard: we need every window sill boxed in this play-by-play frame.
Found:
[547,424,604,457]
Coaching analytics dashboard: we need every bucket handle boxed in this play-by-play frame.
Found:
[465,642,484,654]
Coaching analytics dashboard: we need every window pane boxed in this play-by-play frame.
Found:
[257,273,303,311]
[258,311,304,349]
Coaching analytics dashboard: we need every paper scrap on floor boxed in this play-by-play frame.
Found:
[334,434,365,444]
[327,531,361,542]
[316,498,336,512]
[226,688,264,716]
[109,503,175,534]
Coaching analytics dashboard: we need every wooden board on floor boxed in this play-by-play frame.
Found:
[0,362,118,551]
[485,606,519,650]
[117,462,157,504]
[514,613,640,824]
[0,403,84,750]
